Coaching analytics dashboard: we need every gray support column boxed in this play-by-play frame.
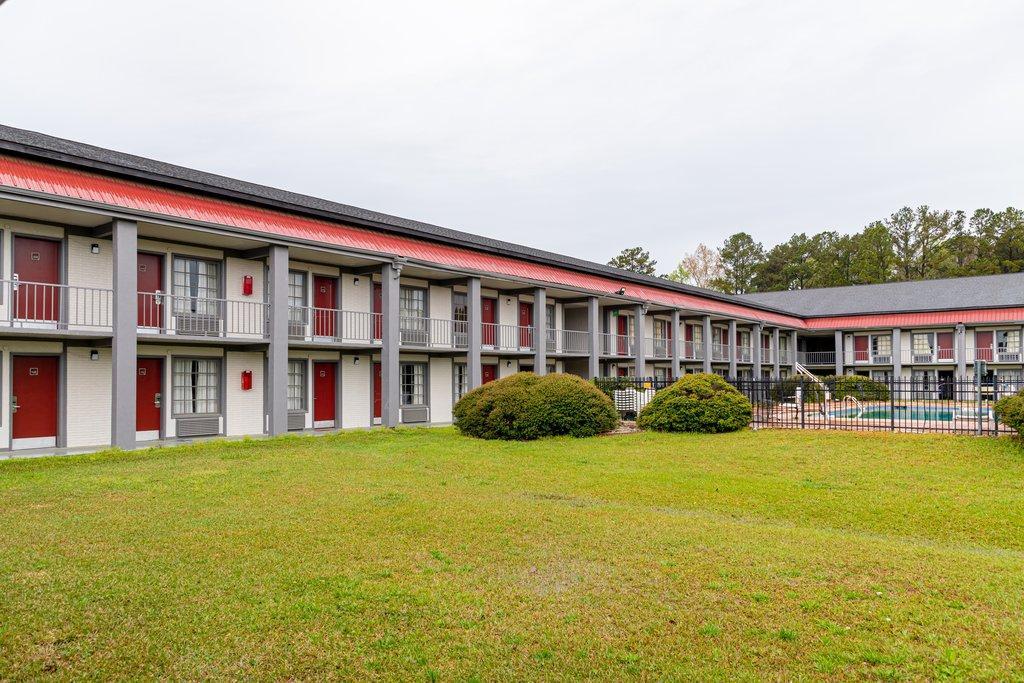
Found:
[670,309,681,379]
[752,323,762,378]
[790,330,799,372]
[533,288,547,374]
[633,304,646,377]
[834,329,844,376]
[381,262,402,427]
[892,328,902,379]
[727,319,737,379]
[111,218,138,450]
[702,315,712,373]
[772,327,781,379]
[267,244,290,435]
[956,323,967,378]
[587,296,600,379]
[467,277,482,389]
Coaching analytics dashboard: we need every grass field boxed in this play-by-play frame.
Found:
[2,428,1023,680]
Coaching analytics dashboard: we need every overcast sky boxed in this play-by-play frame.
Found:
[2,0,1022,270]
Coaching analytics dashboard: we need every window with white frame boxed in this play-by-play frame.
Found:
[654,319,668,340]
[996,330,1021,360]
[288,271,307,328]
[453,363,468,402]
[287,359,307,412]
[870,334,892,361]
[172,358,221,416]
[912,333,935,362]
[401,362,426,406]
[654,366,670,381]
[870,369,892,383]
[399,287,426,319]
[173,257,221,298]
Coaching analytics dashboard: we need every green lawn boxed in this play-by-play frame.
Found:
[2,429,1023,680]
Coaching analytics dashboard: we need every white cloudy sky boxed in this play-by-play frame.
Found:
[1,0,1022,270]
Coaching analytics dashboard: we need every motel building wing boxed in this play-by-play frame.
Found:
[0,124,1022,454]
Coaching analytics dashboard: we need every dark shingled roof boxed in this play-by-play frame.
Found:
[0,124,765,312]
[736,273,1024,316]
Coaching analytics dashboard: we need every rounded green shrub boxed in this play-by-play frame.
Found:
[637,373,752,433]
[453,372,619,440]
[994,390,1024,437]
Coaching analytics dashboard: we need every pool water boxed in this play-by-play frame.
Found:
[830,406,955,421]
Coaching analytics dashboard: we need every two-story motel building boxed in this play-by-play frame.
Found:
[0,125,1022,454]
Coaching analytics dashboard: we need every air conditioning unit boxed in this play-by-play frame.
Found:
[401,406,430,424]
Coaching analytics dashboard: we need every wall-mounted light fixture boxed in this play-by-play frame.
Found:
[353,276,360,286]
[353,356,360,365]
[506,297,512,305]
[90,243,101,254]
[90,350,99,361]
[616,287,626,295]
[506,360,512,368]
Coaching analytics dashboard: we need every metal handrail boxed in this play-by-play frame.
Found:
[399,316,468,349]
[2,278,112,330]
[288,306,381,343]
[139,291,268,337]
[482,322,535,351]
[680,340,704,361]
[645,336,672,359]
[552,329,590,354]
[599,332,633,356]
[797,351,835,366]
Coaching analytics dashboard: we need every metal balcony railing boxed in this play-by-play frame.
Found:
[482,323,535,351]
[600,332,633,356]
[399,316,469,349]
[797,351,835,366]
[1,279,112,330]
[968,346,1023,363]
[288,306,381,344]
[680,340,704,361]
[846,350,894,364]
[138,291,268,338]
[547,329,589,354]
[737,346,753,363]
[645,336,672,359]
[711,342,728,362]
[899,348,958,364]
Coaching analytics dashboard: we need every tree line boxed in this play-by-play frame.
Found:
[606,205,1024,294]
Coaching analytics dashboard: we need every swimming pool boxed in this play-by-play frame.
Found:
[830,406,955,421]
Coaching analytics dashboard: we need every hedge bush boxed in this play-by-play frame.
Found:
[994,390,1024,437]
[453,372,619,440]
[637,373,752,433]
[772,374,889,403]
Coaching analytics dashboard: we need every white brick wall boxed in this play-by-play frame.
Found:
[225,351,264,436]
[499,358,519,378]
[66,236,113,290]
[225,257,265,301]
[66,347,113,448]
[341,354,371,427]
[342,274,371,312]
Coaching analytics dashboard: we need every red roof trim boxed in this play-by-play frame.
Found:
[0,154,804,326]
[804,308,1024,330]
[3,153,1023,332]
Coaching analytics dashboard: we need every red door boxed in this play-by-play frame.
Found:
[13,236,61,322]
[12,356,59,443]
[482,297,497,346]
[136,358,163,435]
[481,364,497,384]
[937,332,955,361]
[137,253,164,328]
[976,331,993,361]
[616,315,629,354]
[518,302,533,348]
[372,362,382,419]
[373,283,383,340]
[616,365,630,377]
[854,335,869,362]
[313,362,337,425]
[313,276,337,337]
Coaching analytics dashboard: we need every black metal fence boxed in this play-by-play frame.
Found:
[595,375,1021,435]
